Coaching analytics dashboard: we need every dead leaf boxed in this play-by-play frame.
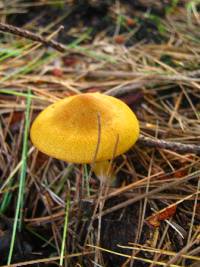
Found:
[147,205,177,227]
[114,35,126,44]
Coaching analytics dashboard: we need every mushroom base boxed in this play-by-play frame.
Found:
[92,160,115,185]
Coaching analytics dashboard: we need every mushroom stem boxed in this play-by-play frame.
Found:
[92,160,115,185]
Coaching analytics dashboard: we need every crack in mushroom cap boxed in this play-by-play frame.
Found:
[30,93,140,163]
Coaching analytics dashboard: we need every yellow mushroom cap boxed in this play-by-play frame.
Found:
[30,93,139,163]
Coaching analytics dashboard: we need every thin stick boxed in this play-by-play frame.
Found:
[138,135,200,154]
[0,22,66,53]
[7,91,32,264]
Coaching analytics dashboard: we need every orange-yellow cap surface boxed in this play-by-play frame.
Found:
[30,93,139,163]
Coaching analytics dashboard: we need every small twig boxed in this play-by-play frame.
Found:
[0,22,66,53]
[138,135,200,154]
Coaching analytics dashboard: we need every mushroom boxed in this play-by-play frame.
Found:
[30,93,139,184]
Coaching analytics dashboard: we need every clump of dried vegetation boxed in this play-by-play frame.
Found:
[0,1,200,266]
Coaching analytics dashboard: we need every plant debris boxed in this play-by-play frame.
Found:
[0,1,200,266]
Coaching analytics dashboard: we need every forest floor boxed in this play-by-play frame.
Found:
[0,1,200,266]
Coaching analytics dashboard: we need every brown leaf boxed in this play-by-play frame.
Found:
[62,55,78,67]
[114,35,126,44]
[147,205,177,227]
[126,17,136,27]
[174,169,188,179]
[51,68,63,77]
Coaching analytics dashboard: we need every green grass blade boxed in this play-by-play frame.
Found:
[0,188,12,213]
[7,89,32,264]
[59,194,70,267]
